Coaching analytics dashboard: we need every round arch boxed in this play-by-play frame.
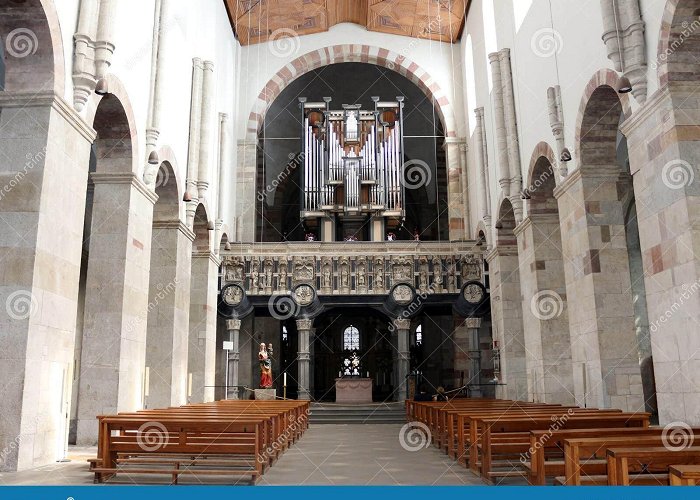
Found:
[85,74,140,175]
[574,70,632,169]
[246,44,458,142]
[0,0,65,94]
[657,0,700,87]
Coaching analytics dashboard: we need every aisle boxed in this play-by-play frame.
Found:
[261,424,482,486]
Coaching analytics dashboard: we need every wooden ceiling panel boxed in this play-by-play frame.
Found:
[224,0,468,46]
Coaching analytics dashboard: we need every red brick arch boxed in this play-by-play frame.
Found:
[246,44,458,142]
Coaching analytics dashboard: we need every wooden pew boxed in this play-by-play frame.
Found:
[477,413,650,483]
[527,427,700,485]
[670,465,700,485]
[560,435,697,485]
[90,400,309,484]
[607,446,700,486]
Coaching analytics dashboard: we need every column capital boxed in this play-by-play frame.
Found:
[296,318,313,331]
[464,317,482,329]
[226,319,241,331]
[393,318,411,331]
[90,172,159,205]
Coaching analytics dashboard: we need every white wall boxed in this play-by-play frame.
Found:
[52,0,240,229]
[460,0,667,240]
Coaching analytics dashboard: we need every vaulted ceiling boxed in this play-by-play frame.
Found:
[224,0,469,46]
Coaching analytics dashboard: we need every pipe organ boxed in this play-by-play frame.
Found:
[299,97,406,240]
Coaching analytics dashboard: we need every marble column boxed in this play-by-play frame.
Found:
[188,251,219,403]
[393,318,411,402]
[145,221,195,409]
[554,168,643,411]
[474,107,491,225]
[76,173,158,445]
[0,94,95,470]
[514,216,575,405]
[466,317,483,397]
[444,138,466,241]
[296,318,312,400]
[485,247,528,401]
[236,140,258,241]
[226,319,241,399]
[621,84,700,424]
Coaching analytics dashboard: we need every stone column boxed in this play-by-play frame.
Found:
[444,138,466,241]
[554,168,643,412]
[188,251,219,403]
[76,173,158,444]
[197,61,215,200]
[452,317,470,390]
[489,52,511,195]
[226,319,241,399]
[0,93,95,470]
[474,107,491,224]
[621,84,700,424]
[308,326,316,399]
[145,221,195,409]
[296,318,312,400]
[186,58,204,227]
[393,318,411,402]
[485,247,528,401]
[465,317,482,397]
[514,216,575,404]
[236,140,258,241]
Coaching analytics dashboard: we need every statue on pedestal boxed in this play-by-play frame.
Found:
[259,343,273,389]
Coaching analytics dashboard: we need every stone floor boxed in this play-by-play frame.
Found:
[0,425,482,486]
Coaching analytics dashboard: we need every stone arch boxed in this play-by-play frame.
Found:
[575,70,632,169]
[218,230,231,252]
[246,45,458,142]
[192,202,212,252]
[152,161,181,223]
[657,0,700,87]
[474,219,489,246]
[496,198,517,247]
[85,75,140,175]
[525,142,557,190]
[0,0,65,94]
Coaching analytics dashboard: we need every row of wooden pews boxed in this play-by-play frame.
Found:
[89,400,310,485]
[406,398,700,486]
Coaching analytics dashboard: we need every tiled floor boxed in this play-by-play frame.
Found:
[260,424,482,486]
[0,425,482,486]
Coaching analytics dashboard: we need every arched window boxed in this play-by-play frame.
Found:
[343,325,360,351]
[415,324,423,347]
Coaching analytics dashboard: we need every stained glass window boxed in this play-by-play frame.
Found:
[343,325,360,351]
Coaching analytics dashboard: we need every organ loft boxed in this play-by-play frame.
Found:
[299,96,407,242]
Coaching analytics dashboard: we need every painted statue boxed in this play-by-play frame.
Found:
[259,343,273,389]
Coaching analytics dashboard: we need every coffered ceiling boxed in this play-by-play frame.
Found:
[224,0,469,46]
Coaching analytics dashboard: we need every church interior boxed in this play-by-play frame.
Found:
[1,0,700,488]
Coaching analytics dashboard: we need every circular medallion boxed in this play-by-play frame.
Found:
[392,284,415,305]
[293,284,315,307]
[221,284,245,306]
[463,282,486,305]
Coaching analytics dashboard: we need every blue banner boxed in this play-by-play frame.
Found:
[0,487,696,500]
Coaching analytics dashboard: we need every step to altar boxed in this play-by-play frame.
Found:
[309,402,405,424]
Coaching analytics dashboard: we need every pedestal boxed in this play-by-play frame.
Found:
[253,389,277,401]
[335,378,372,404]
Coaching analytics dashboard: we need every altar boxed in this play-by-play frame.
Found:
[335,378,373,404]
